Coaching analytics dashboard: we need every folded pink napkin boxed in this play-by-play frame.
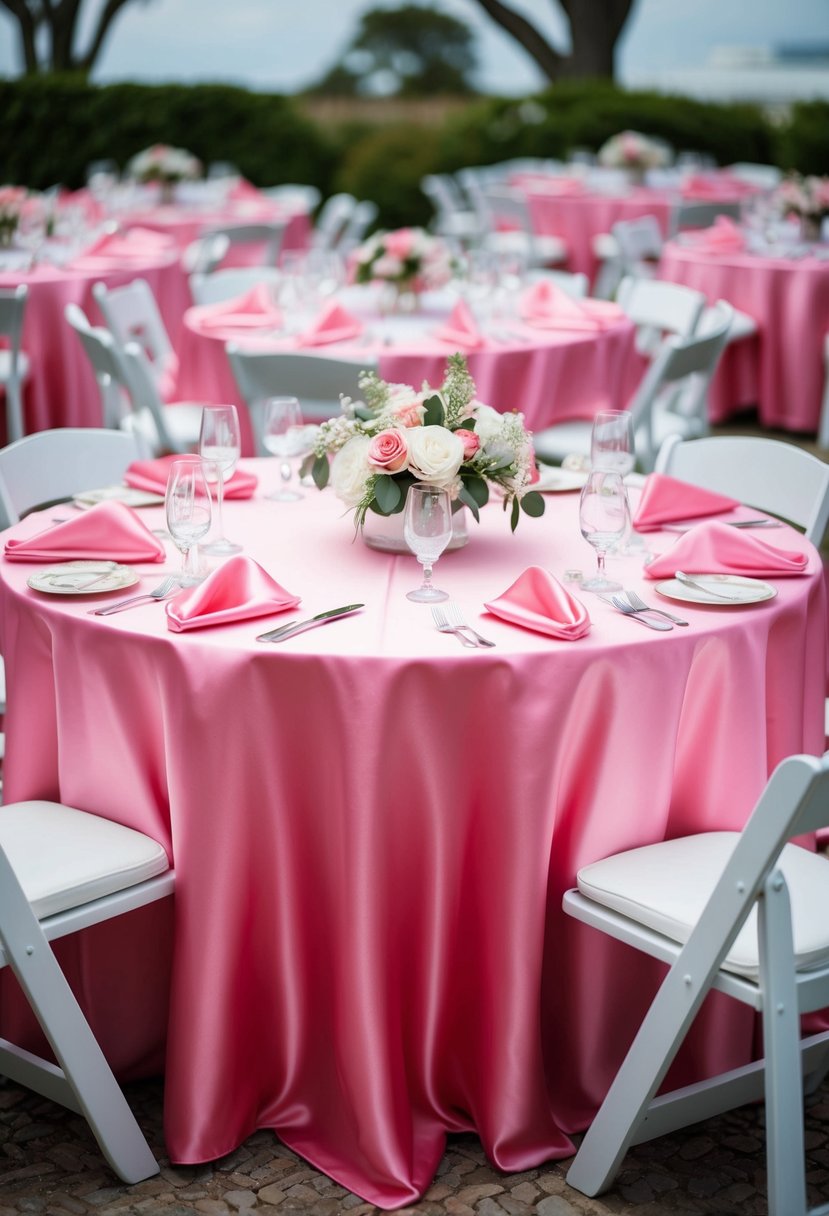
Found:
[80,227,175,260]
[682,173,751,200]
[166,554,300,632]
[124,455,258,500]
[4,501,165,564]
[484,566,591,639]
[681,215,745,253]
[194,283,283,333]
[433,299,485,349]
[643,520,810,580]
[633,473,740,532]
[520,281,624,331]
[298,300,362,346]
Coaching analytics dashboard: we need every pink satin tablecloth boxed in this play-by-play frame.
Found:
[659,240,829,433]
[0,250,190,440]
[176,292,642,456]
[0,470,824,1208]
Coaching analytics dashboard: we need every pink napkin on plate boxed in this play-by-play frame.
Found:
[520,281,624,331]
[681,173,749,200]
[124,455,258,500]
[194,283,283,333]
[484,566,591,639]
[643,520,810,580]
[633,473,740,532]
[298,300,362,346]
[166,554,300,632]
[433,299,485,350]
[4,500,165,564]
[681,215,745,253]
[73,227,175,264]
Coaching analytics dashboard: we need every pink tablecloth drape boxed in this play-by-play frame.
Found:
[659,240,829,433]
[0,252,190,441]
[0,471,824,1208]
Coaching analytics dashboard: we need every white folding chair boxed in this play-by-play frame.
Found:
[655,433,829,547]
[534,301,734,473]
[262,183,321,213]
[226,346,376,452]
[525,268,589,298]
[729,162,783,190]
[617,275,707,356]
[198,221,286,268]
[181,232,230,275]
[335,200,378,255]
[310,194,356,253]
[0,799,173,1182]
[480,185,567,268]
[92,278,178,402]
[0,427,141,529]
[189,267,281,307]
[421,174,480,245]
[0,286,30,445]
[610,214,664,280]
[563,751,829,1216]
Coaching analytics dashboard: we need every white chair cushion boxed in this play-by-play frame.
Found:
[577,832,829,979]
[533,420,591,465]
[0,801,169,919]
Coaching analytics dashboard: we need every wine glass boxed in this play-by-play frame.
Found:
[165,459,212,585]
[199,405,242,555]
[403,484,452,603]
[578,469,630,593]
[590,410,635,478]
[262,396,312,501]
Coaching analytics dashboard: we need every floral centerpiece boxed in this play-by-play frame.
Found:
[125,144,202,199]
[351,227,455,301]
[302,354,544,535]
[0,186,26,248]
[773,173,829,240]
[597,130,671,175]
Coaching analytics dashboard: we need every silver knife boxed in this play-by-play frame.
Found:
[662,518,781,533]
[256,604,365,643]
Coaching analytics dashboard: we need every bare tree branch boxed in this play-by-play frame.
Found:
[79,0,137,70]
[0,0,39,72]
[470,0,564,80]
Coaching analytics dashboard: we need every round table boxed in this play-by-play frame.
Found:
[659,238,829,433]
[0,469,824,1207]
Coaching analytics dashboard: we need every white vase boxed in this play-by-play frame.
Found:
[361,506,469,553]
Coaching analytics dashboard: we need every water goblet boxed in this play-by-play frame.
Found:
[165,459,212,586]
[590,409,645,554]
[262,396,312,501]
[403,483,452,603]
[578,468,630,593]
[199,404,242,555]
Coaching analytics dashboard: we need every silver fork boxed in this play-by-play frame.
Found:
[89,575,179,616]
[607,596,673,630]
[431,604,478,647]
[445,600,496,647]
[620,589,689,626]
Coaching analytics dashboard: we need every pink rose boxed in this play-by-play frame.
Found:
[367,429,409,473]
[455,429,480,460]
[384,228,416,259]
[394,401,424,428]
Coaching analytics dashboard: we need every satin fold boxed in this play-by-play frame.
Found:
[644,519,810,579]
[3,500,166,563]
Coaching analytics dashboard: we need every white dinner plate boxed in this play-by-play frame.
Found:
[655,574,777,606]
[534,467,589,493]
[72,486,165,509]
[27,561,140,596]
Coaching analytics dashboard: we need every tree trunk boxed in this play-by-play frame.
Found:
[0,0,39,73]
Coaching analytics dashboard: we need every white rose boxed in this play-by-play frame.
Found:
[473,404,504,444]
[331,435,372,507]
[372,253,404,278]
[406,426,465,488]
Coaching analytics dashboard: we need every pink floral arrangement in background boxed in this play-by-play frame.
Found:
[351,226,455,293]
[597,130,671,172]
[773,173,829,221]
[0,186,27,247]
[126,144,202,185]
[302,354,544,532]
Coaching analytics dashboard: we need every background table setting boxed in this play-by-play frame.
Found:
[0,430,824,1207]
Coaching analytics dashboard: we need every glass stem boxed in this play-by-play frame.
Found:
[182,544,195,581]
[280,460,292,486]
[596,551,607,579]
[214,468,225,541]
[421,562,434,589]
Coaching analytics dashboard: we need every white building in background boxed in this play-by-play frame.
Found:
[627,43,829,111]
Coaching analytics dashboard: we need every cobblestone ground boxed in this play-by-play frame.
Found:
[0,1075,828,1216]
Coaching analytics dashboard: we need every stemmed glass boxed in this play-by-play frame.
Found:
[199,405,242,555]
[165,459,212,586]
[578,468,630,593]
[590,409,644,554]
[262,396,313,501]
[403,483,452,603]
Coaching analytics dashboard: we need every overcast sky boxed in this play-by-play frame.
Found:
[0,0,827,95]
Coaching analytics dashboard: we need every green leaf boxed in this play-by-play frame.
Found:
[457,483,480,522]
[456,418,476,431]
[373,475,403,515]
[520,491,545,518]
[422,393,445,428]
[354,405,374,422]
[461,473,489,508]
[510,496,520,532]
[311,455,330,489]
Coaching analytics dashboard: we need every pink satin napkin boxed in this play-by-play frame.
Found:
[71,227,175,266]
[633,473,740,532]
[298,300,362,346]
[124,455,258,500]
[643,520,810,580]
[682,173,750,200]
[520,281,624,331]
[433,299,485,349]
[194,283,283,333]
[4,501,165,564]
[681,215,745,253]
[165,554,300,632]
[484,566,591,639]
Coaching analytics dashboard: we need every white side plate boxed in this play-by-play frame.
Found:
[655,574,777,606]
[73,486,165,509]
[534,467,589,493]
[27,562,140,596]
